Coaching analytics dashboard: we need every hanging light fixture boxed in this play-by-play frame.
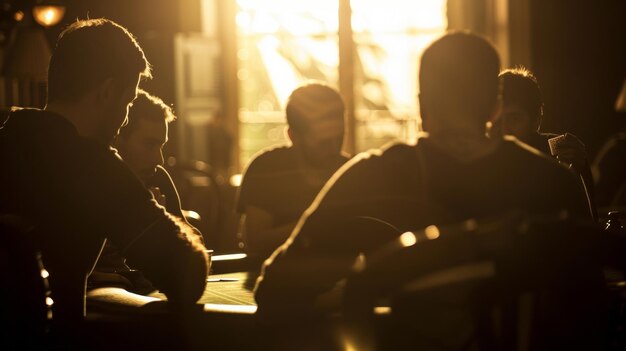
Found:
[32,0,65,27]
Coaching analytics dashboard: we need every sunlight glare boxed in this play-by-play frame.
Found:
[230,174,243,187]
[399,231,417,247]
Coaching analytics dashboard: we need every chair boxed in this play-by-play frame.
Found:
[0,214,52,349]
[341,213,607,351]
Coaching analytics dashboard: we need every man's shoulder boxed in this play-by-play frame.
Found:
[3,108,75,136]
[244,144,295,172]
[336,140,417,181]
[499,137,573,177]
[353,140,416,163]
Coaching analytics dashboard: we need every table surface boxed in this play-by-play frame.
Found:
[150,271,256,305]
[87,271,258,314]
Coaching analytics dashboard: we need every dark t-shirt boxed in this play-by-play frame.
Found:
[594,132,626,208]
[0,108,206,324]
[237,145,349,227]
[91,165,196,290]
[254,137,590,313]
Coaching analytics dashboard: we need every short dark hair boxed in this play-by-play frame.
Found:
[286,82,345,135]
[499,67,543,123]
[47,18,152,104]
[118,89,175,139]
[419,31,500,125]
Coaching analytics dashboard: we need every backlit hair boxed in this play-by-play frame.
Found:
[118,89,176,139]
[47,18,152,103]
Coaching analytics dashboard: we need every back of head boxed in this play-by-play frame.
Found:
[419,31,500,128]
[119,89,175,139]
[499,67,543,123]
[286,82,345,136]
[47,18,152,104]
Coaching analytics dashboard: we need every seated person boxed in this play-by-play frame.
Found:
[254,32,591,318]
[236,83,350,265]
[498,67,597,219]
[90,89,204,292]
[498,67,550,153]
[0,19,208,333]
[594,131,626,209]
[593,78,626,210]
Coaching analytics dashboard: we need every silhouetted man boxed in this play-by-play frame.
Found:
[90,89,205,291]
[254,32,590,320]
[499,67,597,219]
[114,89,191,220]
[0,19,208,332]
[498,67,550,153]
[237,83,350,265]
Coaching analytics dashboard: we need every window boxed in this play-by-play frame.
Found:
[235,0,446,167]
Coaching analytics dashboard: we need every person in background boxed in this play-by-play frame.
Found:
[90,89,205,292]
[236,82,350,267]
[498,67,550,153]
[499,67,597,220]
[593,78,626,211]
[115,89,194,226]
[0,19,208,336]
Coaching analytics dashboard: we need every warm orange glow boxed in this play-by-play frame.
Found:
[230,173,243,187]
[424,225,440,240]
[233,0,447,165]
[41,269,50,279]
[399,231,417,247]
[33,6,65,27]
[45,297,54,306]
[374,306,392,315]
[14,11,25,22]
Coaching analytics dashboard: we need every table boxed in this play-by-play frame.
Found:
[85,270,266,350]
[87,271,257,314]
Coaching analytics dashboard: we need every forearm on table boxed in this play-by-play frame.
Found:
[123,214,209,303]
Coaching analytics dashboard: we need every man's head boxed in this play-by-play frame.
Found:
[47,18,152,143]
[498,67,543,141]
[286,83,345,167]
[114,89,175,183]
[419,31,500,134]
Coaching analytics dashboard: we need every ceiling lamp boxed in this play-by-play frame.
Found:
[32,1,65,27]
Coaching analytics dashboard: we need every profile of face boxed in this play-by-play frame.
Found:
[100,76,141,144]
[499,104,534,141]
[115,117,168,183]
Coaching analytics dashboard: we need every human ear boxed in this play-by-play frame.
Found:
[96,77,117,106]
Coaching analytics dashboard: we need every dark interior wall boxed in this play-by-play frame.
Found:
[530,0,626,157]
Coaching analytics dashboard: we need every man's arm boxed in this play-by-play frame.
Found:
[74,143,208,304]
[241,205,298,259]
[151,165,205,244]
[253,147,414,316]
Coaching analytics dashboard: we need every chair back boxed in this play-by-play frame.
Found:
[341,213,607,351]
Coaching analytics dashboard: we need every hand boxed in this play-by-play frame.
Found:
[149,186,166,206]
[549,133,588,171]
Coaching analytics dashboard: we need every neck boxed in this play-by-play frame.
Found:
[426,126,500,163]
[45,100,100,140]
